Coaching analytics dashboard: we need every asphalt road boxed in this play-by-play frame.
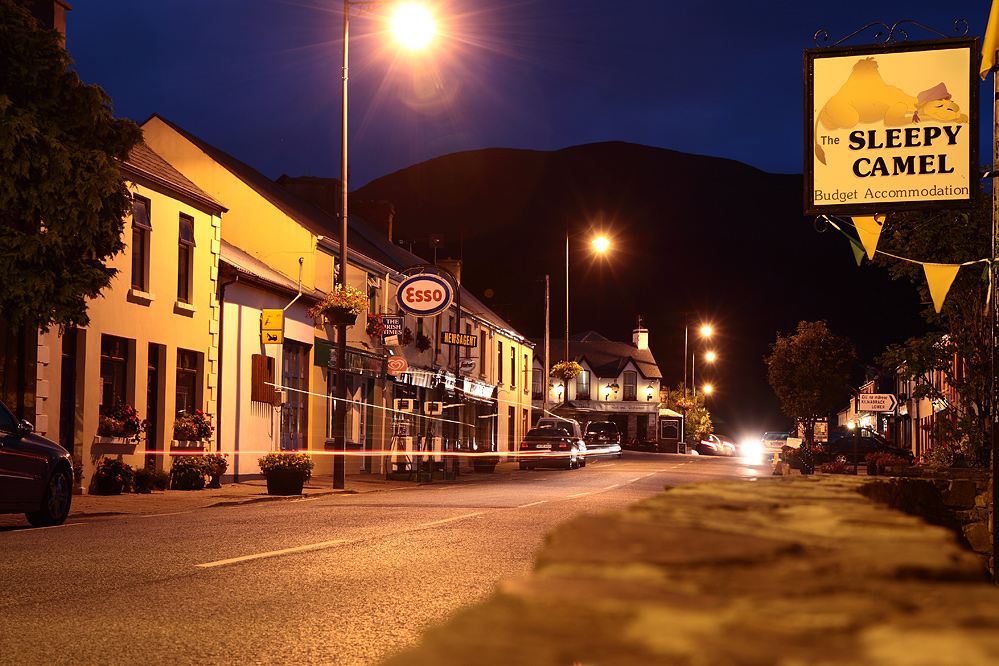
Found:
[0,452,766,666]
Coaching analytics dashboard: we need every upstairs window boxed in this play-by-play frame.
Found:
[131,196,151,292]
[624,371,638,400]
[177,214,195,303]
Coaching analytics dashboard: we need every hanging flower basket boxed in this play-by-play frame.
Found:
[401,327,414,346]
[415,333,432,352]
[365,313,385,337]
[307,285,367,325]
[550,361,582,381]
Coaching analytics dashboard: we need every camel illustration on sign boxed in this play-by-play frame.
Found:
[814,57,969,165]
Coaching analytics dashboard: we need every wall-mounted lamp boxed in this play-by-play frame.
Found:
[645,385,655,401]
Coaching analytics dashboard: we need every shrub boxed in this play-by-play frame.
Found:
[170,455,207,490]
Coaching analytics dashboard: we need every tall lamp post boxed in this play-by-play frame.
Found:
[562,233,609,406]
[692,351,716,398]
[335,2,434,488]
[684,322,712,398]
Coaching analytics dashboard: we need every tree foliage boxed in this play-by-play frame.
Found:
[0,0,142,331]
[662,384,712,444]
[873,195,992,466]
[765,320,856,446]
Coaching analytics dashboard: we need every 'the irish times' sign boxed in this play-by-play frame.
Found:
[804,39,977,215]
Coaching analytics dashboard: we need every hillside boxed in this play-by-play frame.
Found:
[351,141,926,438]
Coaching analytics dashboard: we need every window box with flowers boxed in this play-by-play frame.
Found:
[550,361,582,381]
[172,409,214,449]
[575,391,591,401]
[258,452,315,495]
[95,403,147,447]
[307,284,368,326]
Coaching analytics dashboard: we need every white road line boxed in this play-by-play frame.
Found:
[33,522,83,530]
[566,492,591,498]
[138,511,193,518]
[420,512,484,527]
[197,539,351,568]
[603,484,620,490]
[643,472,656,478]
[517,500,548,508]
[625,477,641,484]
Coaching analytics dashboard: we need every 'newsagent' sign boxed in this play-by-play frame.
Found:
[804,39,977,215]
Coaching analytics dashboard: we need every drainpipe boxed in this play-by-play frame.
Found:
[217,274,239,480]
[284,257,305,312]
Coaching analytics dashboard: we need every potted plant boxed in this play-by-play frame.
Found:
[94,457,133,495]
[203,452,229,488]
[258,452,314,495]
[550,361,582,381]
[307,284,368,326]
[173,409,215,442]
[170,455,207,490]
[865,451,884,476]
[132,466,155,494]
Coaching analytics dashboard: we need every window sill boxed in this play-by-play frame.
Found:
[128,288,155,304]
[174,301,197,316]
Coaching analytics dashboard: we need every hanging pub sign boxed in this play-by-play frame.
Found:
[396,274,453,317]
[804,38,978,215]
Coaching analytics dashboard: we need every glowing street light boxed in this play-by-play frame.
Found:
[334,0,434,488]
[684,321,713,398]
[560,231,610,406]
[703,384,713,394]
[693,350,716,398]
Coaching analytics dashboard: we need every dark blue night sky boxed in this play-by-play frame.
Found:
[67,1,993,188]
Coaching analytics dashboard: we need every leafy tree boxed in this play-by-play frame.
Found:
[872,196,992,466]
[765,321,856,447]
[663,384,712,444]
[0,0,142,332]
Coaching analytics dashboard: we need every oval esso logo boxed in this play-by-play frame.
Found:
[396,275,453,316]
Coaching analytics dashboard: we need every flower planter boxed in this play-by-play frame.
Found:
[170,439,206,450]
[93,436,138,452]
[326,309,358,326]
[94,477,124,495]
[265,470,306,495]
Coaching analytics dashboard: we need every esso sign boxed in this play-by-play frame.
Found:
[397,274,453,316]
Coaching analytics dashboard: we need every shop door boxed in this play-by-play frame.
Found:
[280,341,309,451]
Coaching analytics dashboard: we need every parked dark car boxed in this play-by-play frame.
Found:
[0,399,74,526]
[583,421,623,459]
[518,427,583,470]
[821,430,914,465]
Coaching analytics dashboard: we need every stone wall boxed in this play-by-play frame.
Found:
[859,470,993,577]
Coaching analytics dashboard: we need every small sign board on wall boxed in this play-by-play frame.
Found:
[804,39,978,215]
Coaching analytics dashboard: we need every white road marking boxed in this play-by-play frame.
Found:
[138,511,193,518]
[603,484,620,490]
[566,492,591,498]
[420,512,484,527]
[517,500,548,508]
[197,539,351,568]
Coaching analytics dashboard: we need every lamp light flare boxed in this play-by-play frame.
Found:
[705,351,716,362]
[390,4,435,50]
[700,325,712,337]
[592,237,610,253]
[703,384,713,394]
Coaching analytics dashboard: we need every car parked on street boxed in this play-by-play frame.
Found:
[821,430,914,465]
[759,431,794,464]
[535,416,586,467]
[0,399,74,526]
[582,421,623,459]
[518,427,584,470]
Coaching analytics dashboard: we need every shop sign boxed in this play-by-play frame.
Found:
[804,39,977,215]
[396,274,453,316]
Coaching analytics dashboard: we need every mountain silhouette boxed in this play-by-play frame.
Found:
[350,141,926,440]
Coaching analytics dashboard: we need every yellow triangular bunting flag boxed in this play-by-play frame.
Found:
[853,214,885,260]
[923,263,961,313]
[982,0,999,80]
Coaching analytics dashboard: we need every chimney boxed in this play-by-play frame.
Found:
[30,1,71,44]
[633,317,648,350]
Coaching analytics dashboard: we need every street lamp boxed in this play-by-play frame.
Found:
[334,1,434,488]
[692,350,715,398]
[563,233,609,405]
[684,322,712,398]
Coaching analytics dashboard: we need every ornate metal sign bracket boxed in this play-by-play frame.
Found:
[814,19,969,49]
